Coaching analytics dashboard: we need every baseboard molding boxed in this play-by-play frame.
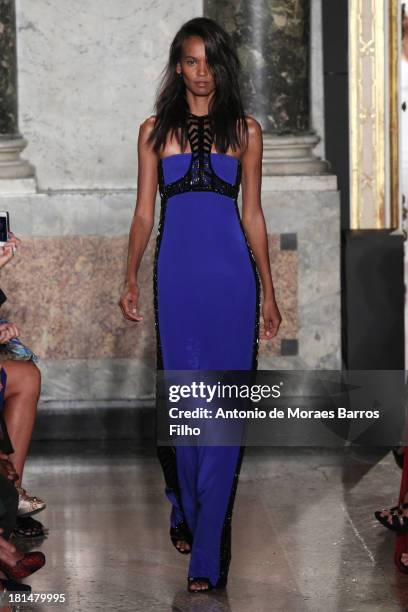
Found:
[33,399,156,441]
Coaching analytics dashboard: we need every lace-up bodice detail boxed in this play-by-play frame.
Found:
[158,113,241,202]
[187,113,213,189]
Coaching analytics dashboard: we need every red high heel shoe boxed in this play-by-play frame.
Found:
[0,551,45,580]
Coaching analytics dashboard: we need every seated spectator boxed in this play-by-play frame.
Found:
[0,366,45,593]
[375,447,408,572]
[0,233,45,529]
[0,452,18,541]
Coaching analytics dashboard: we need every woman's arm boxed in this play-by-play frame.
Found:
[119,117,158,322]
[240,117,282,339]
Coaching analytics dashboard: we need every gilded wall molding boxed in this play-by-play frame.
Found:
[349,0,388,228]
[389,0,400,229]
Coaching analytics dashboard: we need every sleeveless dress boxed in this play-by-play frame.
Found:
[153,112,260,587]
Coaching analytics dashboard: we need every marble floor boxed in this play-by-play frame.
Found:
[9,443,408,612]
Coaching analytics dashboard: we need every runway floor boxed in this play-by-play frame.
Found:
[13,442,408,611]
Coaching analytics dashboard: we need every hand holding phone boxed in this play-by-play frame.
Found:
[0,213,20,268]
[0,212,9,247]
[6,231,21,254]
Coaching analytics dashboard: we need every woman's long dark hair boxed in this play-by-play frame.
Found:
[147,17,248,155]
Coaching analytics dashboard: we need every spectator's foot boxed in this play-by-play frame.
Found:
[0,576,31,592]
[12,516,47,540]
[374,503,408,532]
[0,550,45,580]
[374,505,399,525]
[17,488,46,518]
[401,553,408,567]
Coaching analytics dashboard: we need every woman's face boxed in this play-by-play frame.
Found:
[176,36,216,98]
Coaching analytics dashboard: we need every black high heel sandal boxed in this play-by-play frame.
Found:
[12,516,47,540]
[398,557,408,574]
[374,503,408,532]
[187,577,213,593]
[170,521,192,555]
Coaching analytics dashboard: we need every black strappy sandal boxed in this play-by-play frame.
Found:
[187,577,213,593]
[374,503,408,532]
[12,516,47,540]
[170,521,192,555]
[398,558,408,574]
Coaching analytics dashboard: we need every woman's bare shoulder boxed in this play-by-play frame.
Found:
[244,115,262,137]
[239,115,262,157]
[139,115,157,137]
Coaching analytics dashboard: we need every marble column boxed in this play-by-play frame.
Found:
[204,0,329,175]
[0,0,35,191]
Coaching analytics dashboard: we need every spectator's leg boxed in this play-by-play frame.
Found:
[0,474,18,540]
[1,361,41,485]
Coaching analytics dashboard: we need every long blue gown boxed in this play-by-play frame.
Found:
[154,112,260,588]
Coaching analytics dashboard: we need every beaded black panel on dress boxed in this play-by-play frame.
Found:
[158,114,241,202]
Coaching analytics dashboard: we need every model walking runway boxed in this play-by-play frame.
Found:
[120,17,281,592]
[154,112,260,587]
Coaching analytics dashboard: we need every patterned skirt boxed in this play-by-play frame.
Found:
[0,318,38,363]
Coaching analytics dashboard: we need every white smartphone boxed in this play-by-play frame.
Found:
[0,211,10,247]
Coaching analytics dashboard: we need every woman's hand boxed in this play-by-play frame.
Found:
[0,231,21,270]
[0,322,19,344]
[119,282,144,322]
[259,296,282,340]
[0,529,17,567]
[7,231,21,250]
[0,455,18,482]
